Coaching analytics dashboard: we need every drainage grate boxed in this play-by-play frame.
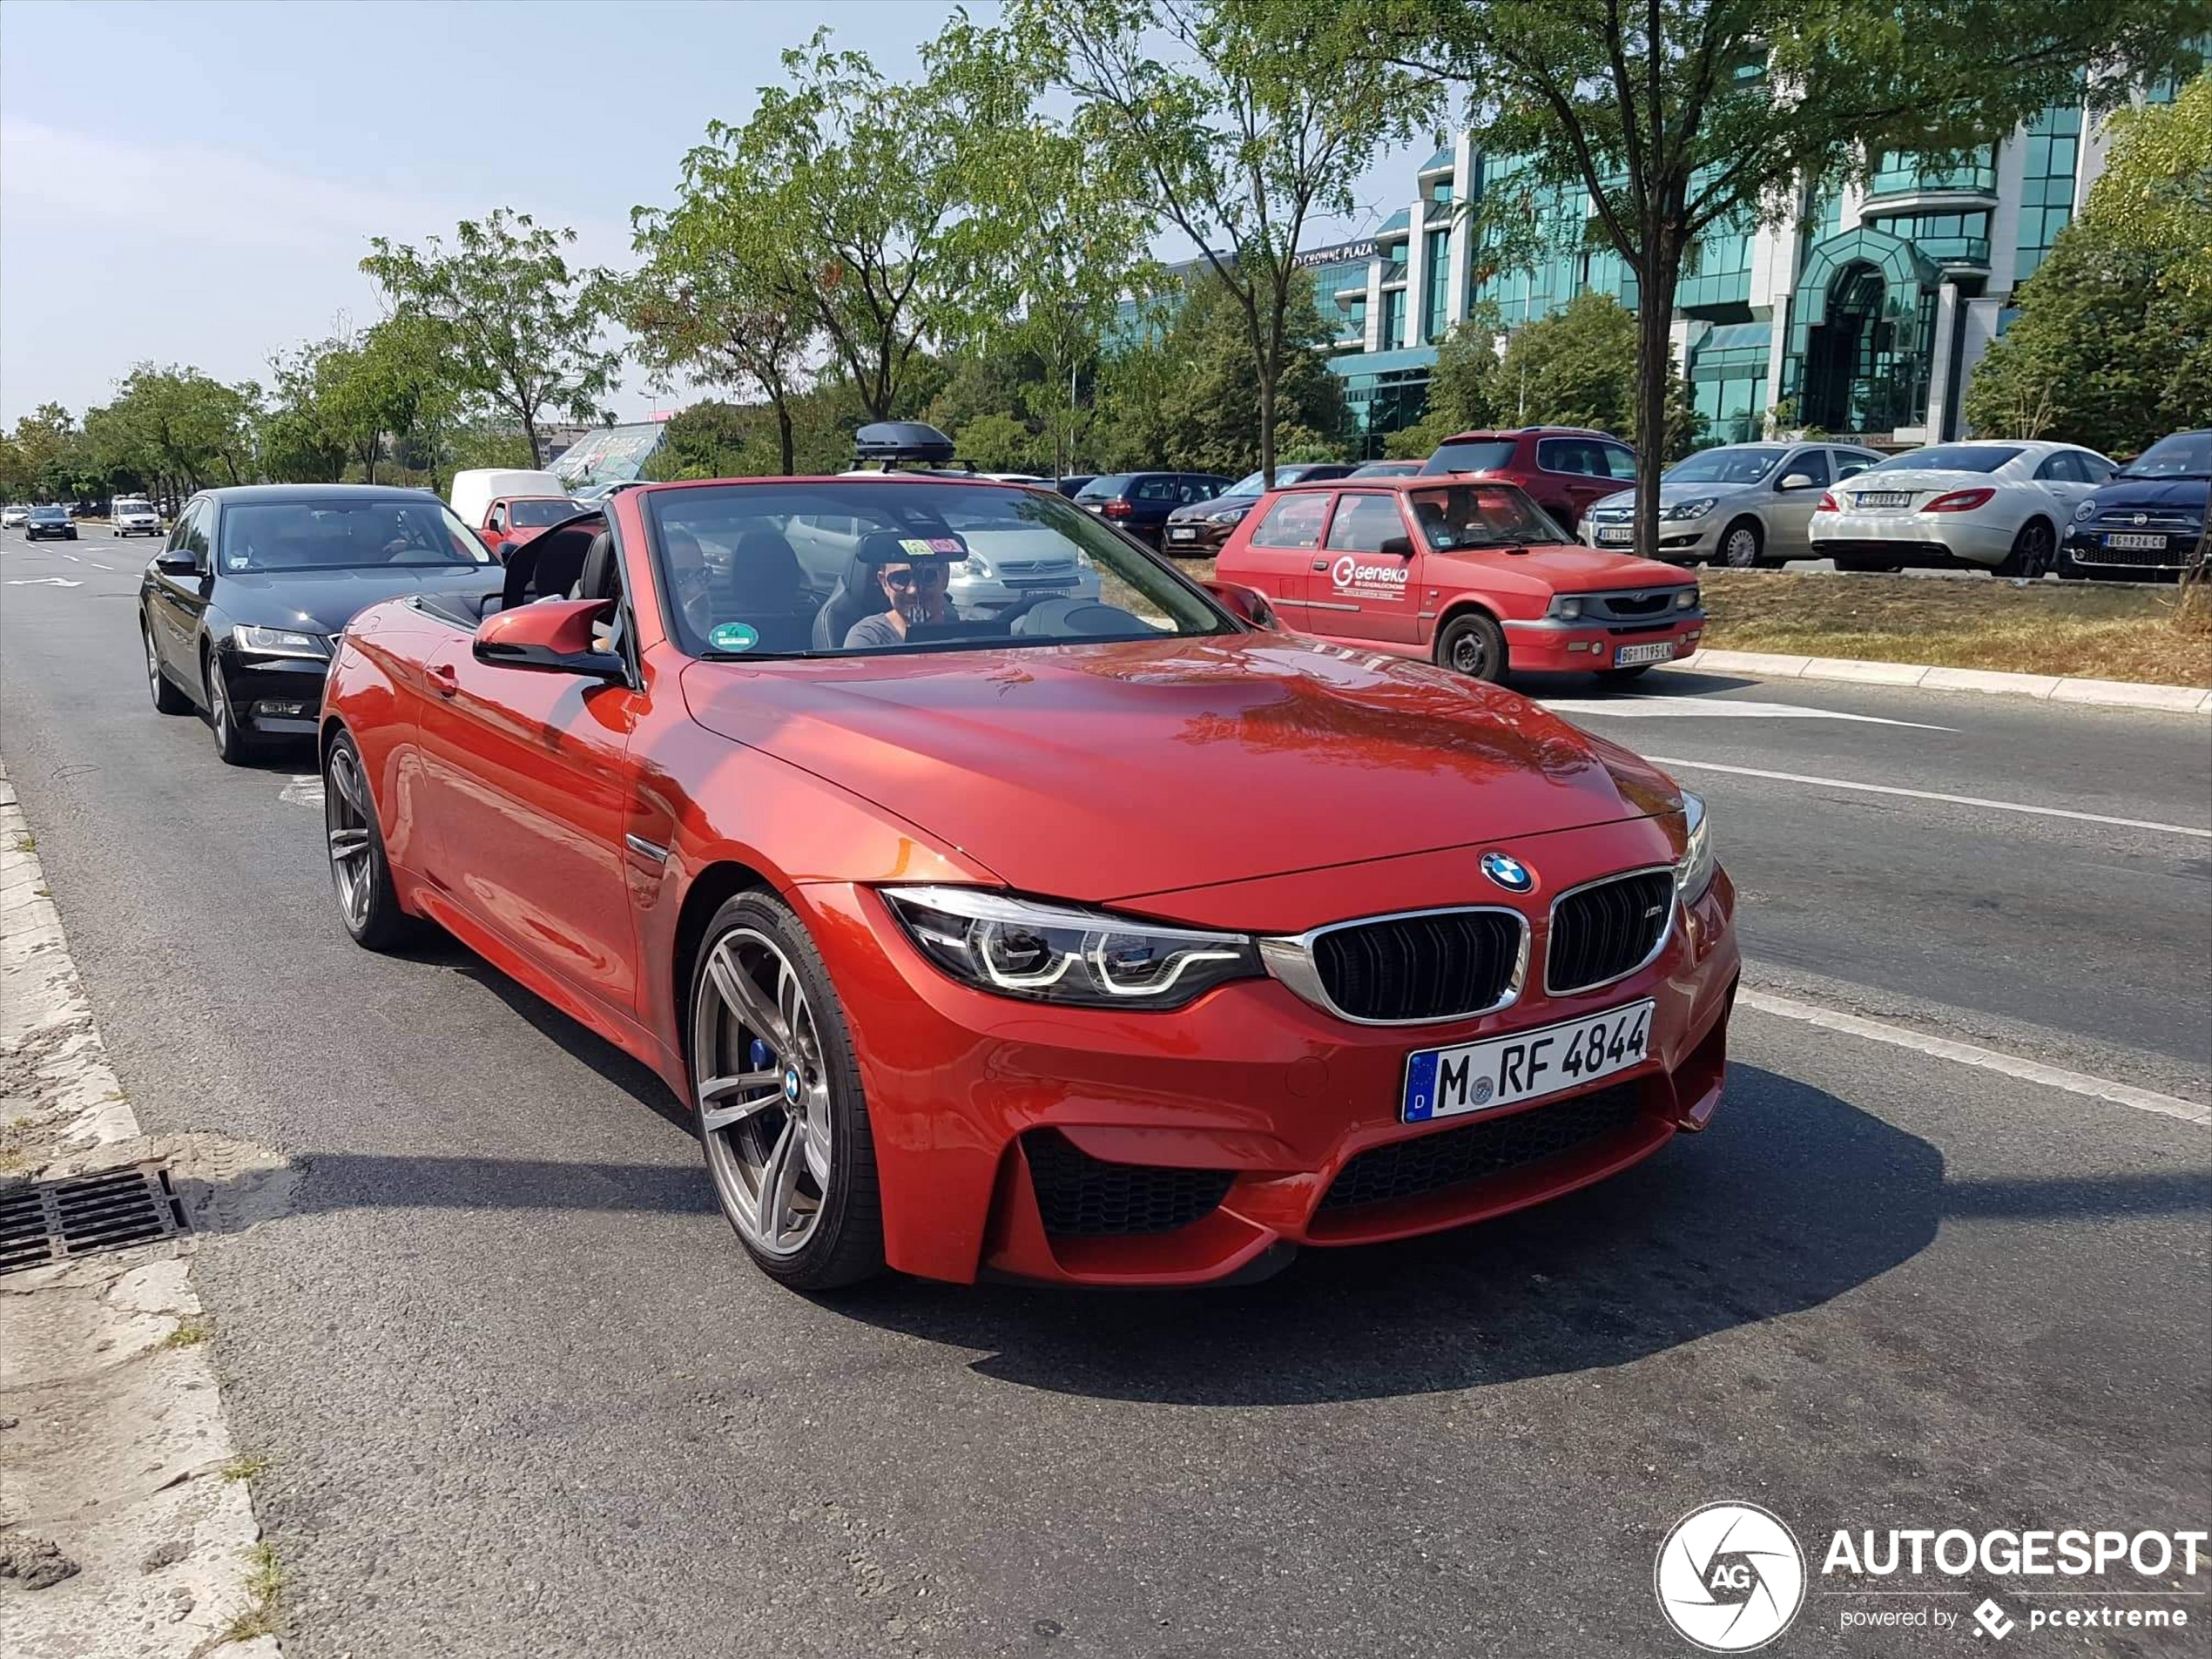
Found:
[0,1164,188,1273]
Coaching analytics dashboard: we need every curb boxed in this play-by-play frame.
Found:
[1667,648,2212,714]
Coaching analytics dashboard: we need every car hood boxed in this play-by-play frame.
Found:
[1166,496,1256,523]
[219,565,504,636]
[1589,480,1762,514]
[1436,544,1695,593]
[2089,476,2209,513]
[681,634,1680,905]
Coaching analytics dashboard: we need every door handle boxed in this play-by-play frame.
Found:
[429,663,459,697]
[1312,560,1330,571]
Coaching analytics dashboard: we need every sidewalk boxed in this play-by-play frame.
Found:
[1665,647,2212,713]
[0,759,285,1658]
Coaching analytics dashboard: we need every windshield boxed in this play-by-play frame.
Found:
[1423,439,1520,475]
[646,482,1233,660]
[1407,483,1571,550]
[2121,432,2211,478]
[507,498,578,528]
[1872,445,2020,474]
[219,500,494,572]
[1665,447,1784,485]
[30,507,65,521]
[1075,475,1133,500]
[1223,466,1323,496]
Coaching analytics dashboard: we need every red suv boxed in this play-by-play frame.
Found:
[1419,428,1638,532]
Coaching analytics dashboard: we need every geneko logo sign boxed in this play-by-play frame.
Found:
[1329,555,1409,592]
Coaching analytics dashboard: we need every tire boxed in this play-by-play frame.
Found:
[143,618,190,713]
[203,651,257,765]
[1717,518,1764,569]
[1997,518,2056,579]
[688,889,884,1291]
[1595,664,1655,684]
[1434,610,1508,684]
[323,731,418,951]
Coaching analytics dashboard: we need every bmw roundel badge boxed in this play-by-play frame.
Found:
[1480,851,1534,894]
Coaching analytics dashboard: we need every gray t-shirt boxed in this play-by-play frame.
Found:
[842,611,906,651]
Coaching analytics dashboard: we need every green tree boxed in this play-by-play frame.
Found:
[1359,0,2207,558]
[361,208,618,467]
[5,404,83,499]
[2089,72,2212,302]
[1492,294,1701,456]
[96,367,259,496]
[1022,0,1418,487]
[260,338,361,483]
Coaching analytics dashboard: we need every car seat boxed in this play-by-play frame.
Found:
[500,518,601,610]
[811,548,894,648]
[723,529,815,652]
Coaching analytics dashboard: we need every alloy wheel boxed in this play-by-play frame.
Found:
[144,629,161,698]
[325,745,375,932]
[692,928,834,1258]
[208,659,232,745]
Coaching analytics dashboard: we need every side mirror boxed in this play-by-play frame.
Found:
[154,550,199,577]
[1379,534,1413,557]
[1204,579,1284,631]
[1778,473,1817,490]
[473,597,625,680]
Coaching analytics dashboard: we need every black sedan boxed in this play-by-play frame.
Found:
[140,484,505,763]
[25,504,77,541]
[2060,429,2209,581]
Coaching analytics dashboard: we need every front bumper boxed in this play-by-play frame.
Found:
[221,647,330,736]
[794,830,1740,1287]
[1812,512,2013,568]
[2062,523,2202,574]
[1501,612,1704,672]
[1163,517,1241,552]
[1584,516,1729,559]
[954,570,1105,614]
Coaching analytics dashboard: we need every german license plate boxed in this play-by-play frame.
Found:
[2107,532,2167,550]
[1403,1000,1654,1123]
[1615,640,1676,666]
[1596,525,1634,544]
[1854,491,1911,508]
[1169,527,1197,542]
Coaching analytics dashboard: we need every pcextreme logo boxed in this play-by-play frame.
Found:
[1655,1501,1808,1652]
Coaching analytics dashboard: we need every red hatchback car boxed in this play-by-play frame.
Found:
[1217,476,1704,684]
[1419,427,1639,532]
[319,449,1737,1292]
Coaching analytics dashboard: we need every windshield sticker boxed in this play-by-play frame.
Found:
[896,536,965,557]
[708,622,759,653]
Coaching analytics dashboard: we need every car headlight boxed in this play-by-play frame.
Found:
[949,556,987,579]
[882,887,1263,1008]
[1662,497,1719,521]
[231,625,329,659]
[2073,500,2096,523]
[1550,597,1584,621]
[1676,792,1716,903]
[1674,586,1699,610]
[1207,506,1249,525]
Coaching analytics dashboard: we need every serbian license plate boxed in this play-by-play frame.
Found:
[1169,526,1197,542]
[1403,1000,1654,1123]
[1854,490,1912,508]
[1615,639,1677,666]
[2107,532,2167,550]
[1596,525,1635,544]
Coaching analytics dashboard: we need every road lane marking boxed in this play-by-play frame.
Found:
[1742,988,2210,1126]
[4,577,82,588]
[1649,757,2212,840]
[1544,696,1952,731]
[280,775,324,808]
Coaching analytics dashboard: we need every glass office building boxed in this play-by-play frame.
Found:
[1305,69,2188,450]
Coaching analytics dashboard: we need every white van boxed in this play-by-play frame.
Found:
[448,469,570,536]
[111,497,162,536]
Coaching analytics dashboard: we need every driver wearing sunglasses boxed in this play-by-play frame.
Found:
[843,558,952,650]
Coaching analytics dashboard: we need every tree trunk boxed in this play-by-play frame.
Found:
[1257,361,1278,492]
[774,399,795,476]
[523,413,543,469]
[1632,239,1683,560]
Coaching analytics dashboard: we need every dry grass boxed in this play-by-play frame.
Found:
[1699,571,2212,686]
[1167,550,2212,687]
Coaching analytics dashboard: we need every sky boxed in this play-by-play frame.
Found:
[0,0,1428,426]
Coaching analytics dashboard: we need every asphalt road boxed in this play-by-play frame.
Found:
[3,526,2209,1657]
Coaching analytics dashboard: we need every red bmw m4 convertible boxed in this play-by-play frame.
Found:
[320,433,1738,1291]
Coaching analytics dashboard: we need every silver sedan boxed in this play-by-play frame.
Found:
[1582,442,1887,567]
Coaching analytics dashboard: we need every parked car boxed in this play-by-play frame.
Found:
[1073,471,1235,546]
[138,485,506,763]
[1346,459,1424,480]
[1581,442,1886,568]
[2059,428,2209,582]
[2,504,27,529]
[1217,475,1703,684]
[1420,427,1638,532]
[449,468,569,532]
[319,464,1737,1292]
[111,497,164,537]
[478,495,582,555]
[1160,462,1358,552]
[1810,440,2115,577]
[1054,475,1095,499]
[25,504,76,541]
